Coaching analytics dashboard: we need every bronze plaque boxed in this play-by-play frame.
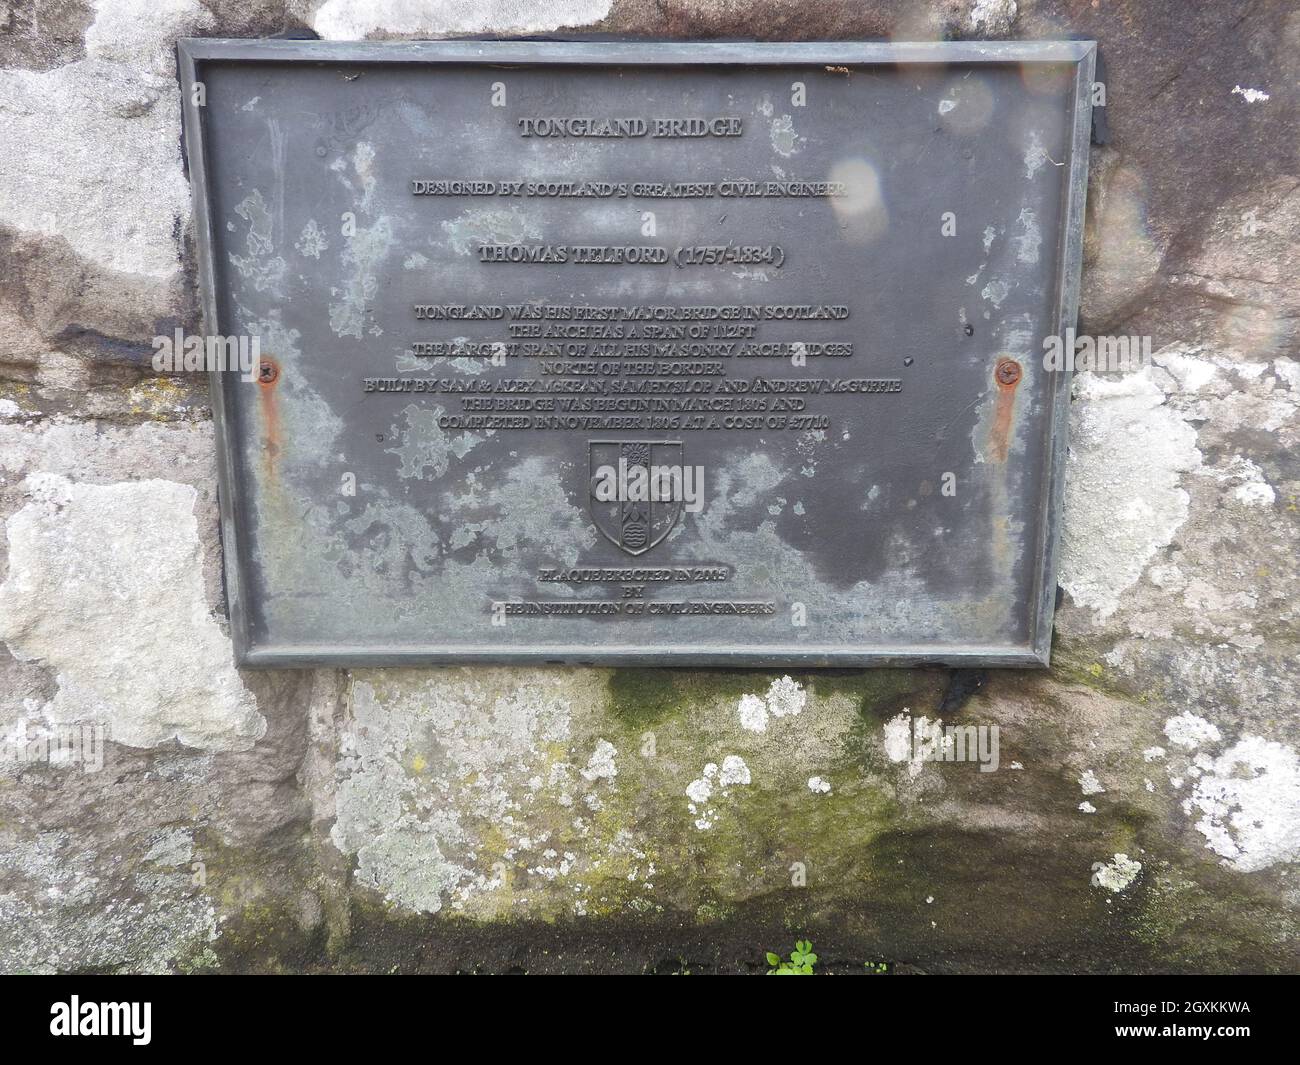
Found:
[179,39,1095,666]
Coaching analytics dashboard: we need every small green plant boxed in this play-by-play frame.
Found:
[765,939,817,975]
[864,960,888,974]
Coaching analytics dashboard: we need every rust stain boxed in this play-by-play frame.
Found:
[989,358,1022,463]
[257,355,281,479]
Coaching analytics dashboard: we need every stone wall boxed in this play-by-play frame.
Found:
[1,0,1296,973]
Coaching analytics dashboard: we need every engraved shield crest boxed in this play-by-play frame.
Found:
[588,440,684,556]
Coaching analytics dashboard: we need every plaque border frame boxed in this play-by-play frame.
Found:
[178,38,1096,669]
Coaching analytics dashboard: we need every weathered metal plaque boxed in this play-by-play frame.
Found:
[179,40,1095,667]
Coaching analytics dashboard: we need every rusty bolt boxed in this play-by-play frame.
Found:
[996,360,1022,386]
[258,360,278,384]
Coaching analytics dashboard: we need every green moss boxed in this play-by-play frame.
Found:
[597,667,933,912]
[605,667,938,736]
[235,812,1300,974]
[175,946,221,974]
[661,776,902,917]
[606,668,683,727]
[180,828,328,974]
[1123,857,1300,972]
[320,665,1299,974]
[198,893,328,973]
[607,667,779,717]
[805,668,929,709]
[1095,802,1153,861]
[694,898,737,924]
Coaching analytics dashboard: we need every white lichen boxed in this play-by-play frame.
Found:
[581,739,618,783]
[685,768,715,806]
[0,474,264,751]
[1060,368,1202,618]
[685,756,751,831]
[737,676,806,733]
[883,712,913,764]
[718,755,751,788]
[738,693,768,733]
[313,0,613,39]
[1079,770,1106,796]
[765,676,807,718]
[1231,85,1270,103]
[1164,712,1222,751]
[968,0,1017,35]
[1184,736,1300,872]
[1093,854,1142,893]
